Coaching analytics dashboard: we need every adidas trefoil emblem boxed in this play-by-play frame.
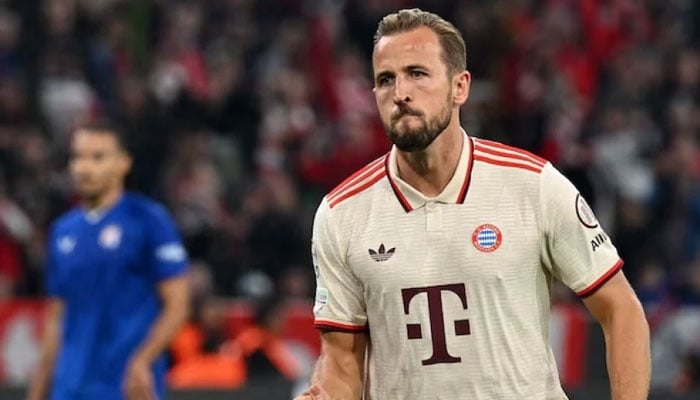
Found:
[369,244,395,262]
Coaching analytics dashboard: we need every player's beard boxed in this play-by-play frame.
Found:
[385,93,452,153]
[78,185,107,207]
[73,174,113,207]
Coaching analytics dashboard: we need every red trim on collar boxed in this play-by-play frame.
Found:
[385,154,413,212]
[457,137,475,204]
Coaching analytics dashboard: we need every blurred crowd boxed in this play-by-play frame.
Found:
[0,0,698,394]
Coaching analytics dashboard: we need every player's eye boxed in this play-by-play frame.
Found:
[409,70,426,78]
[377,75,394,87]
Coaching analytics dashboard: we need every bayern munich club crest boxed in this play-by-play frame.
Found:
[471,224,502,253]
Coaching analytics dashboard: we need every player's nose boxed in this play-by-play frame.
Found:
[392,76,412,104]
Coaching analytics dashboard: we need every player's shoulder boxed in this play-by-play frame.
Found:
[51,207,83,232]
[122,192,174,222]
[323,153,389,210]
[471,137,549,175]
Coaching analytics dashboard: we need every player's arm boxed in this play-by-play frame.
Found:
[296,331,367,400]
[538,163,650,399]
[129,276,190,366]
[582,271,650,400]
[129,205,191,367]
[124,275,189,400]
[302,199,368,399]
[27,298,63,400]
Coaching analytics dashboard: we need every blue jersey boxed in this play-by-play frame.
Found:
[45,192,188,400]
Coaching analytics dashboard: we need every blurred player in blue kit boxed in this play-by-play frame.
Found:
[27,121,190,400]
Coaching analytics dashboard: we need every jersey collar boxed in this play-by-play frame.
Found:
[82,192,126,224]
[385,130,475,212]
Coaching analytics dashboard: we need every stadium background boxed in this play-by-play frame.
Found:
[0,0,698,398]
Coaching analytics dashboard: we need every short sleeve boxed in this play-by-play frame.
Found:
[145,205,189,282]
[311,199,367,332]
[540,163,623,297]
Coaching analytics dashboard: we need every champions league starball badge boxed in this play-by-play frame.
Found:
[575,194,599,229]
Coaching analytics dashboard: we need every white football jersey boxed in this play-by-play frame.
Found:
[311,131,622,400]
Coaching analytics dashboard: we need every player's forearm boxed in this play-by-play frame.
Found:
[132,308,188,365]
[27,300,63,400]
[603,301,651,400]
[27,357,56,400]
[27,336,60,400]
[310,353,364,399]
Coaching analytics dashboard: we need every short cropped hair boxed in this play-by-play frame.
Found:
[74,119,130,153]
[374,8,467,76]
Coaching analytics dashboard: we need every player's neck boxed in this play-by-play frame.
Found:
[83,186,124,212]
[396,124,463,197]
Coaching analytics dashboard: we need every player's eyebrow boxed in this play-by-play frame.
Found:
[376,64,430,80]
[403,64,429,71]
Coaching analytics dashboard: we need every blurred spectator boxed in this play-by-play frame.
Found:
[650,262,700,394]
[0,179,32,297]
[169,267,310,390]
[39,47,97,144]
[242,172,306,280]
[0,7,22,80]
[234,296,303,382]
[168,260,245,389]
[169,295,246,389]
[674,351,700,395]
[114,73,170,194]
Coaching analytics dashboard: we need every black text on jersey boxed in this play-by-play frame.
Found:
[591,232,608,252]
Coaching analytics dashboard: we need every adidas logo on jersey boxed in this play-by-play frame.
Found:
[369,244,395,262]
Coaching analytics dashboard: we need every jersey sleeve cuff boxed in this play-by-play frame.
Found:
[576,258,624,298]
[314,318,368,333]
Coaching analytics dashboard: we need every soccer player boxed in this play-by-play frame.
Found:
[298,8,650,400]
[27,121,190,400]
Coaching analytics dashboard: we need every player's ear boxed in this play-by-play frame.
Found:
[119,152,133,175]
[452,70,470,106]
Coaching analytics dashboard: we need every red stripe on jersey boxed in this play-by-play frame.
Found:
[576,259,624,298]
[314,320,368,332]
[475,139,547,165]
[328,156,385,199]
[328,170,386,208]
[327,164,384,205]
[327,162,384,205]
[473,155,543,174]
[457,137,476,204]
[474,142,545,168]
[384,154,413,212]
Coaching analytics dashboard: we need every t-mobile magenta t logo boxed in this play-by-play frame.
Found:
[401,284,470,365]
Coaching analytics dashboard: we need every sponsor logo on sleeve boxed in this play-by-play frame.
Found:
[576,194,599,229]
[591,232,609,252]
[155,243,187,262]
